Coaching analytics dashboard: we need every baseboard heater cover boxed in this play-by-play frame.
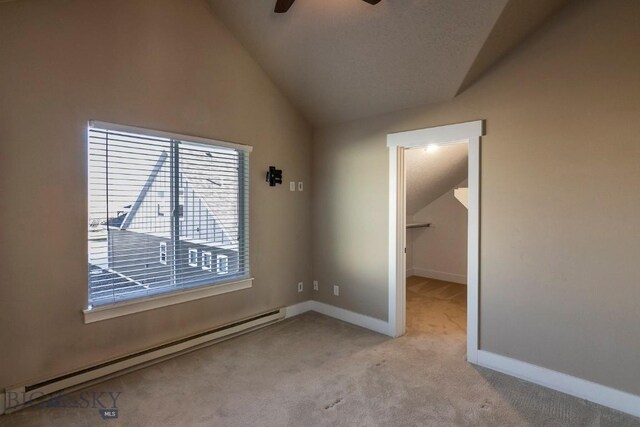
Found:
[2,308,285,414]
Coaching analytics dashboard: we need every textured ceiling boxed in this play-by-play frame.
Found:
[208,0,571,126]
[208,0,508,125]
[406,144,468,216]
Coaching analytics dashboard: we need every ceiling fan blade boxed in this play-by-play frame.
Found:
[274,0,296,13]
[361,0,382,4]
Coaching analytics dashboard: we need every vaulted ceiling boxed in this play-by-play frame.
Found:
[208,0,571,126]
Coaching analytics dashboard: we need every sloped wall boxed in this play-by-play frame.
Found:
[409,180,468,284]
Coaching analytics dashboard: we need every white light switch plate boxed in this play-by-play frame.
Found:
[313,280,318,291]
[290,181,296,191]
[333,285,339,296]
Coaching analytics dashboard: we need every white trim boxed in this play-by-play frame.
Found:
[476,350,640,419]
[159,242,167,265]
[312,302,392,335]
[387,120,483,148]
[283,300,393,336]
[89,120,253,153]
[284,296,640,419]
[405,268,415,278]
[83,278,253,323]
[216,254,229,274]
[285,301,314,318]
[188,248,198,267]
[387,120,484,362]
[466,136,480,363]
[411,268,467,285]
[202,251,213,271]
[388,146,406,337]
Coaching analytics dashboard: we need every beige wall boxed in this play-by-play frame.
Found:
[409,180,468,284]
[312,0,640,395]
[0,0,312,389]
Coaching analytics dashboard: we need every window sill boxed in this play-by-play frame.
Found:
[83,278,254,324]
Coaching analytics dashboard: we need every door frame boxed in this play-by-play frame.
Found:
[387,120,484,363]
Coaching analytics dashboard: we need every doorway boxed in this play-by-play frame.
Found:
[405,142,468,341]
[386,120,483,363]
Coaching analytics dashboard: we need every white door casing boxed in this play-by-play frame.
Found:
[387,120,483,363]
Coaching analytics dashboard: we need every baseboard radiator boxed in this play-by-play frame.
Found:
[2,308,285,415]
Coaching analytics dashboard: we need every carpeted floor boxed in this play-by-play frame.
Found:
[2,276,638,426]
[406,275,467,337]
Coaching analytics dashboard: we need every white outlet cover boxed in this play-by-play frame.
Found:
[298,282,303,292]
[333,285,339,296]
[313,280,318,291]
[298,181,303,191]
[290,181,296,191]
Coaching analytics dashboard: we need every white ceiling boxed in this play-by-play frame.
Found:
[208,0,509,126]
[406,143,468,216]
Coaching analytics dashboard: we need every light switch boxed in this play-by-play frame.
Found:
[289,181,296,191]
[298,181,303,191]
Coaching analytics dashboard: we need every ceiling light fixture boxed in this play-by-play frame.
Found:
[424,144,439,154]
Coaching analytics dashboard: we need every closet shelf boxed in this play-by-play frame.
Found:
[407,222,431,229]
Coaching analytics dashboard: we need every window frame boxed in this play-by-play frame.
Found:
[216,254,229,275]
[202,251,212,271]
[188,248,198,267]
[159,242,168,265]
[84,121,253,324]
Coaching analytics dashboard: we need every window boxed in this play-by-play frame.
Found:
[159,242,167,265]
[216,254,229,275]
[202,252,212,271]
[188,248,198,267]
[87,121,250,308]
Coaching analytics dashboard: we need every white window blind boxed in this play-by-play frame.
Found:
[87,122,250,308]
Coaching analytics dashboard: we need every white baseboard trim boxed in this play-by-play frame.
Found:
[285,301,314,318]
[476,350,640,419]
[289,303,640,419]
[311,301,392,336]
[285,300,393,336]
[405,268,415,278]
[412,268,467,284]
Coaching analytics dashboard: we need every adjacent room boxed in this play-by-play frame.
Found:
[405,142,469,338]
[1,0,639,425]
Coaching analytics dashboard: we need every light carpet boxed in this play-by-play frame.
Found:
[1,276,638,426]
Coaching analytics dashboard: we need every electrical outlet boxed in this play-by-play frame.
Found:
[313,280,318,291]
[298,181,304,191]
[289,181,296,191]
[333,285,339,296]
[297,282,304,292]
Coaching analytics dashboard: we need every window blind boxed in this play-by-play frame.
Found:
[87,122,250,308]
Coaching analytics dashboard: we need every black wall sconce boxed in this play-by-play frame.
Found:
[266,166,283,186]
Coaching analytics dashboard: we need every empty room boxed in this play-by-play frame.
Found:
[1,0,638,425]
